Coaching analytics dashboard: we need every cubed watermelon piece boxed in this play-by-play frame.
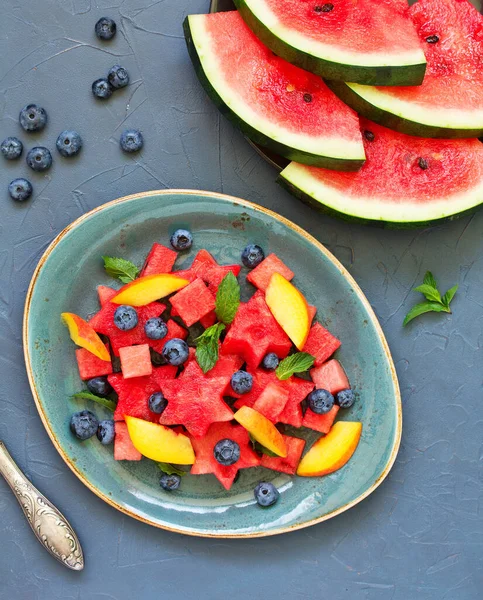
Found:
[260,435,306,475]
[308,305,317,323]
[75,345,113,380]
[141,243,177,276]
[252,381,289,422]
[170,278,216,327]
[302,405,339,434]
[190,249,218,276]
[205,264,241,294]
[119,344,152,379]
[200,310,217,329]
[97,285,118,307]
[246,253,294,291]
[114,422,142,460]
[170,268,198,283]
[278,378,314,428]
[311,359,350,395]
[303,322,341,366]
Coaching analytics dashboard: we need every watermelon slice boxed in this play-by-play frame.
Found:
[190,422,260,490]
[184,11,365,170]
[311,360,350,395]
[114,422,142,461]
[328,0,483,138]
[246,254,294,292]
[97,285,117,307]
[232,0,426,85]
[260,435,306,475]
[252,381,289,422]
[170,278,216,327]
[280,118,483,227]
[303,404,339,434]
[75,345,112,380]
[303,322,341,366]
[140,243,177,276]
[119,344,152,379]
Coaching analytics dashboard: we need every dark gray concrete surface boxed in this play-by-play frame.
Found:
[0,1,482,598]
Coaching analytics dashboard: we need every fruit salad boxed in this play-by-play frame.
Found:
[63,231,362,508]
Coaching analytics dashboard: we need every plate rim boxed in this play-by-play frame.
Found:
[23,188,402,538]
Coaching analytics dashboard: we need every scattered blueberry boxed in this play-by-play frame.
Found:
[70,410,98,440]
[214,438,240,466]
[254,482,279,507]
[108,65,130,89]
[8,178,32,202]
[162,338,189,366]
[148,392,168,415]
[92,78,113,100]
[19,104,47,132]
[231,370,253,395]
[336,389,355,409]
[120,129,143,153]
[307,388,334,414]
[241,244,265,268]
[170,229,193,251]
[160,473,181,491]
[145,317,168,340]
[95,17,117,40]
[26,146,52,172]
[113,305,138,331]
[97,420,115,445]
[86,376,112,397]
[1,137,23,160]
[262,352,279,371]
[56,130,83,157]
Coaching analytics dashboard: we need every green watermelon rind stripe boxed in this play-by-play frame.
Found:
[233,0,426,86]
[183,16,365,171]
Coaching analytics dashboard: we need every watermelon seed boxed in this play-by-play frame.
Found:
[314,3,334,12]
[286,83,295,92]
[303,93,313,103]
[418,157,429,170]
[426,35,439,43]
[363,130,375,142]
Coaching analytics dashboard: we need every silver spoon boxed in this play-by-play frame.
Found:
[0,441,84,570]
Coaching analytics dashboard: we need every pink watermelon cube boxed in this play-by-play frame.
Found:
[141,243,177,276]
[119,344,152,379]
[303,322,341,366]
[170,278,216,327]
[190,249,218,277]
[311,360,350,395]
[260,435,306,475]
[308,305,317,323]
[205,264,241,294]
[75,345,112,380]
[246,253,294,291]
[114,422,142,461]
[302,405,339,434]
[97,285,117,307]
[252,381,289,422]
[200,310,217,329]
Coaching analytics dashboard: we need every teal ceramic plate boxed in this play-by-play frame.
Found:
[24,190,401,537]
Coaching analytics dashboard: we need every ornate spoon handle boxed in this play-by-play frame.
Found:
[0,441,84,570]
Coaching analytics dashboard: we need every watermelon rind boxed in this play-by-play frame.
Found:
[184,14,365,171]
[233,0,426,86]
[327,81,483,140]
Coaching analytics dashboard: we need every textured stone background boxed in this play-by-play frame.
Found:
[0,1,482,598]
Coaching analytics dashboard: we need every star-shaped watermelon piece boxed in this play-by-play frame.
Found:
[190,421,261,490]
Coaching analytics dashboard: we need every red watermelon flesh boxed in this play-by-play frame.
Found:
[148,319,188,354]
[141,243,177,276]
[190,421,260,490]
[114,422,142,461]
[308,305,317,323]
[200,310,217,329]
[190,249,218,276]
[232,368,277,405]
[303,322,341,366]
[246,253,294,292]
[303,404,339,434]
[119,344,152,379]
[181,354,243,394]
[260,435,306,475]
[75,345,112,380]
[252,381,289,422]
[97,285,117,307]
[311,360,350,395]
[278,378,314,429]
[205,264,241,294]
[170,278,216,327]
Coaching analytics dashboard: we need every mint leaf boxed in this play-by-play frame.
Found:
[249,433,278,457]
[442,284,458,309]
[404,271,458,326]
[403,302,449,326]
[215,272,240,324]
[102,256,139,284]
[195,323,226,373]
[413,284,441,303]
[276,352,315,381]
[423,271,438,289]
[157,463,186,477]
[71,392,117,412]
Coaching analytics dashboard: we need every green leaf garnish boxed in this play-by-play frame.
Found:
[71,392,117,412]
[276,352,315,381]
[403,271,458,326]
[157,463,186,477]
[413,284,441,303]
[215,272,240,325]
[442,284,459,309]
[249,433,278,457]
[194,322,226,374]
[102,256,139,284]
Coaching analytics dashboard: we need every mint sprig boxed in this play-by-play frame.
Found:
[102,256,139,284]
[157,463,186,477]
[276,352,315,381]
[71,392,117,412]
[403,271,458,326]
[215,272,240,325]
[195,323,226,374]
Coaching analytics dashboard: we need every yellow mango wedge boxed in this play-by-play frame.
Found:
[111,274,189,307]
[61,312,111,361]
[297,421,362,477]
[265,273,310,350]
[234,406,287,457]
[125,416,195,464]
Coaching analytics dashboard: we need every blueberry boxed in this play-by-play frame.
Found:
[160,473,181,491]
[108,65,130,89]
[148,392,168,414]
[113,305,138,331]
[97,420,115,445]
[254,482,279,507]
[19,104,47,132]
[26,147,52,172]
[241,244,265,268]
[8,178,32,202]
[170,229,193,251]
[336,389,355,409]
[162,338,189,366]
[262,352,279,371]
[92,78,113,99]
[307,388,334,414]
[95,17,117,40]
[1,137,23,160]
[144,317,168,340]
[56,130,83,157]
[231,370,253,395]
[70,410,98,440]
[214,438,240,466]
[120,129,143,153]
[86,376,112,397]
